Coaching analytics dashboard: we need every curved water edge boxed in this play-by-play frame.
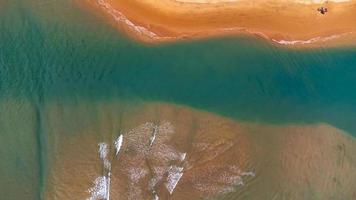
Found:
[1,0,356,135]
[93,0,356,47]
[1,0,356,199]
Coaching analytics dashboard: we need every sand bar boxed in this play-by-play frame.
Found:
[45,102,356,199]
[82,0,356,45]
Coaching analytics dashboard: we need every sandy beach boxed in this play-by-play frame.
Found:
[81,0,356,46]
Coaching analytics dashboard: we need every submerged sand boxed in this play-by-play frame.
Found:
[45,102,356,200]
[81,0,356,46]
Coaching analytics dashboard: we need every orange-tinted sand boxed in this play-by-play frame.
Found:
[81,0,356,46]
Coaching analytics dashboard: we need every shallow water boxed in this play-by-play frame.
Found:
[0,0,356,199]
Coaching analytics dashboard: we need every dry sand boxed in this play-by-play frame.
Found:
[81,0,356,46]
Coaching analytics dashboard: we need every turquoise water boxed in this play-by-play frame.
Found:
[1,0,356,199]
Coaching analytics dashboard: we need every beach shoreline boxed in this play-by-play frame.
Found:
[80,0,356,47]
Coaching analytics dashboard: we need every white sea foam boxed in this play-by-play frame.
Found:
[123,121,175,156]
[98,143,108,160]
[114,134,123,156]
[272,32,355,45]
[89,121,258,199]
[180,152,187,161]
[241,171,256,177]
[129,167,148,183]
[87,176,109,200]
[92,143,112,199]
[149,125,158,147]
[97,0,354,45]
[106,172,111,200]
[153,194,159,200]
[192,163,256,197]
[165,166,184,194]
[154,145,185,162]
[98,142,111,170]
[149,166,169,190]
[97,0,158,38]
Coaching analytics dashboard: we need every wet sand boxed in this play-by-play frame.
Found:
[45,102,356,200]
[81,0,356,46]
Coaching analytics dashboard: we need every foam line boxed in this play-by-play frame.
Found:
[114,134,123,156]
[165,166,184,194]
[96,0,355,46]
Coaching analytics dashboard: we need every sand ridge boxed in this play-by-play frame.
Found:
[44,102,356,199]
[81,0,356,46]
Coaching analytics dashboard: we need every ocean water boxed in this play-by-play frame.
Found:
[0,0,356,199]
